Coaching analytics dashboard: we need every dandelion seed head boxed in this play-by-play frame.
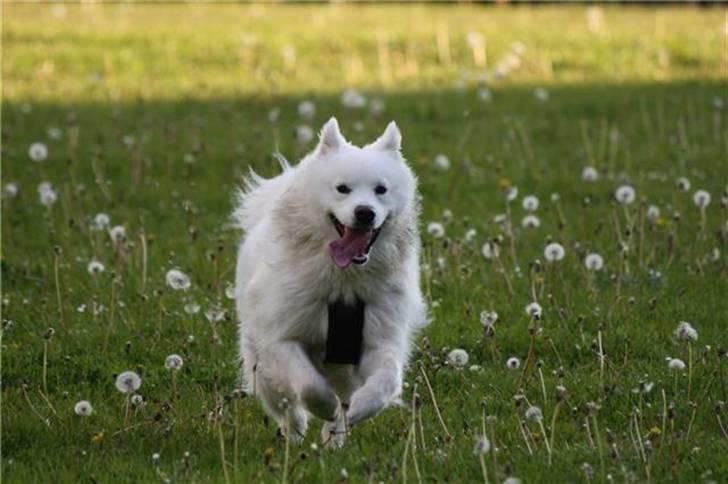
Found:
[525,301,543,319]
[505,186,519,202]
[295,125,314,144]
[3,183,19,198]
[165,269,191,291]
[447,348,469,369]
[674,321,698,342]
[525,405,543,421]
[74,400,93,416]
[115,370,142,394]
[92,213,110,231]
[481,240,500,259]
[164,354,184,371]
[131,394,144,406]
[693,190,711,208]
[341,88,367,108]
[427,222,445,238]
[667,358,686,371]
[584,253,604,271]
[480,310,498,327]
[581,166,599,182]
[646,205,661,222]
[184,302,200,315]
[29,142,49,162]
[473,435,491,454]
[521,214,541,228]
[434,154,451,171]
[522,195,539,212]
[87,260,105,275]
[544,242,565,262]
[676,177,691,192]
[297,100,316,120]
[109,225,126,244]
[615,185,636,205]
[506,357,521,370]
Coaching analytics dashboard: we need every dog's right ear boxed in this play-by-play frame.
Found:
[316,117,345,156]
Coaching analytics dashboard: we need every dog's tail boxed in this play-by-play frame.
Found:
[232,153,293,232]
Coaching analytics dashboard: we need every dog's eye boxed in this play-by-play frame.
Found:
[374,185,387,195]
[336,184,351,194]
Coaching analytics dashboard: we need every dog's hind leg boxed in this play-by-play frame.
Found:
[257,341,340,422]
[346,349,402,425]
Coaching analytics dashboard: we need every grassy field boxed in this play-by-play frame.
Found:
[2,3,727,483]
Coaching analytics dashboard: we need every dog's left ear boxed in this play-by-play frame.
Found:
[367,121,401,154]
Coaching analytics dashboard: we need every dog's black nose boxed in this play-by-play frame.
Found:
[354,205,375,225]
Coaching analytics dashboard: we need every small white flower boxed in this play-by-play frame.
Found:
[615,185,636,205]
[525,405,543,421]
[3,183,19,198]
[693,190,711,208]
[584,253,604,271]
[164,354,184,371]
[369,98,385,115]
[447,348,469,369]
[184,302,201,315]
[165,269,191,291]
[481,241,500,259]
[74,400,93,416]
[473,435,491,454]
[506,357,521,370]
[427,222,445,238]
[109,225,126,244]
[525,302,542,319]
[434,154,451,171]
[295,125,314,144]
[29,142,49,162]
[341,88,367,108]
[87,261,105,275]
[115,371,142,394]
[131,394,144,406]
[667,358,686,371]
[534,88,549,102]
[544,242,565,262]
[91,213,110,231]
[674,321,698,342]
[480,310,498,327]
[521,214,541,228]
[646,205,661,222]
[676,177,691,192]
[505,186,519,202]
[297,100,316,120]
[38,182,57,207]
[522,195,539,212]
[582,166,599,182]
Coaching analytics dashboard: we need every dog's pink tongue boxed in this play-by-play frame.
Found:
[329,228,372,268]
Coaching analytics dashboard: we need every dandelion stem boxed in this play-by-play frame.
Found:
[592,414,606,483]
[598,330,605,394]
[537,418,552,466]
[419,365,451,438]
[54,252,63,323]
[479,453,489,484]
[538,367,547,406]
[218,409,231,484]
[549,400,562,456]
[140,232,148,294]
[42,339,49,394]
[687,343,693,402]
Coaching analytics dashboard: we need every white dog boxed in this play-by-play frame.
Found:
[233,118,426,446]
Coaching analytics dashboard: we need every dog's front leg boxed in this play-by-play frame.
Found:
[258,340,340,422]
[346,349,402,425]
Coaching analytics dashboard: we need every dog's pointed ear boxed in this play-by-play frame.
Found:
[316,117,345,156]
[368,121,401,154]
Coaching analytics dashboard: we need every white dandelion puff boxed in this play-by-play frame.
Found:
[480,310,498,327]
[506,357,521,370]
[165,269,191,291]
[369,98,385,115]
[522,195,539,212]
[91,213,110,231]
[434,154,451,171]
[534,88,549,102]
[521,214,541,228]
[676,177,691,192]
[87,261,105,275]
[115,371,142,394]
[505,186,519,202]
[341,88,367,108]
[667,358,686,371]
[646,205,661,222]
[74,400,93,416]
[427,222,445,238]
[473,435,491,454]
[38,182,57,207]
[674,321,698,342]
[581,166,599,182]
[3,183,19,198]
[525,405,543,421]
[109,225,126,244]
[164,354,184,371]
[184,302,200,315]
[447,348,469,369]
[544,242,565,262]
[295,125,314,144]
[525,302,542,319]
[693,190,711,208]
[131,394,145,406]
[615,185,636,205]
[297,100,316,120]
[29,142,49,162]
[584,253,604,271]
[481,241,501,259]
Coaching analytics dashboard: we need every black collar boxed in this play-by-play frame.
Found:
[324,297,365,365]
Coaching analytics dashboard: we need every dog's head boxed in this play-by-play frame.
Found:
[302,117,416,269]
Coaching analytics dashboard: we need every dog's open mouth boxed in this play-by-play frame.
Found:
[328,214,382,268]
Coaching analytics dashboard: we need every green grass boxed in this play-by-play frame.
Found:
[2,3,727,483]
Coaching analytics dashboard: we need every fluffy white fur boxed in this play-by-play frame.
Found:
[233,118,426,446]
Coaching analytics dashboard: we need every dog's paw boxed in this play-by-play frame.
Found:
[320,412,347,449]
